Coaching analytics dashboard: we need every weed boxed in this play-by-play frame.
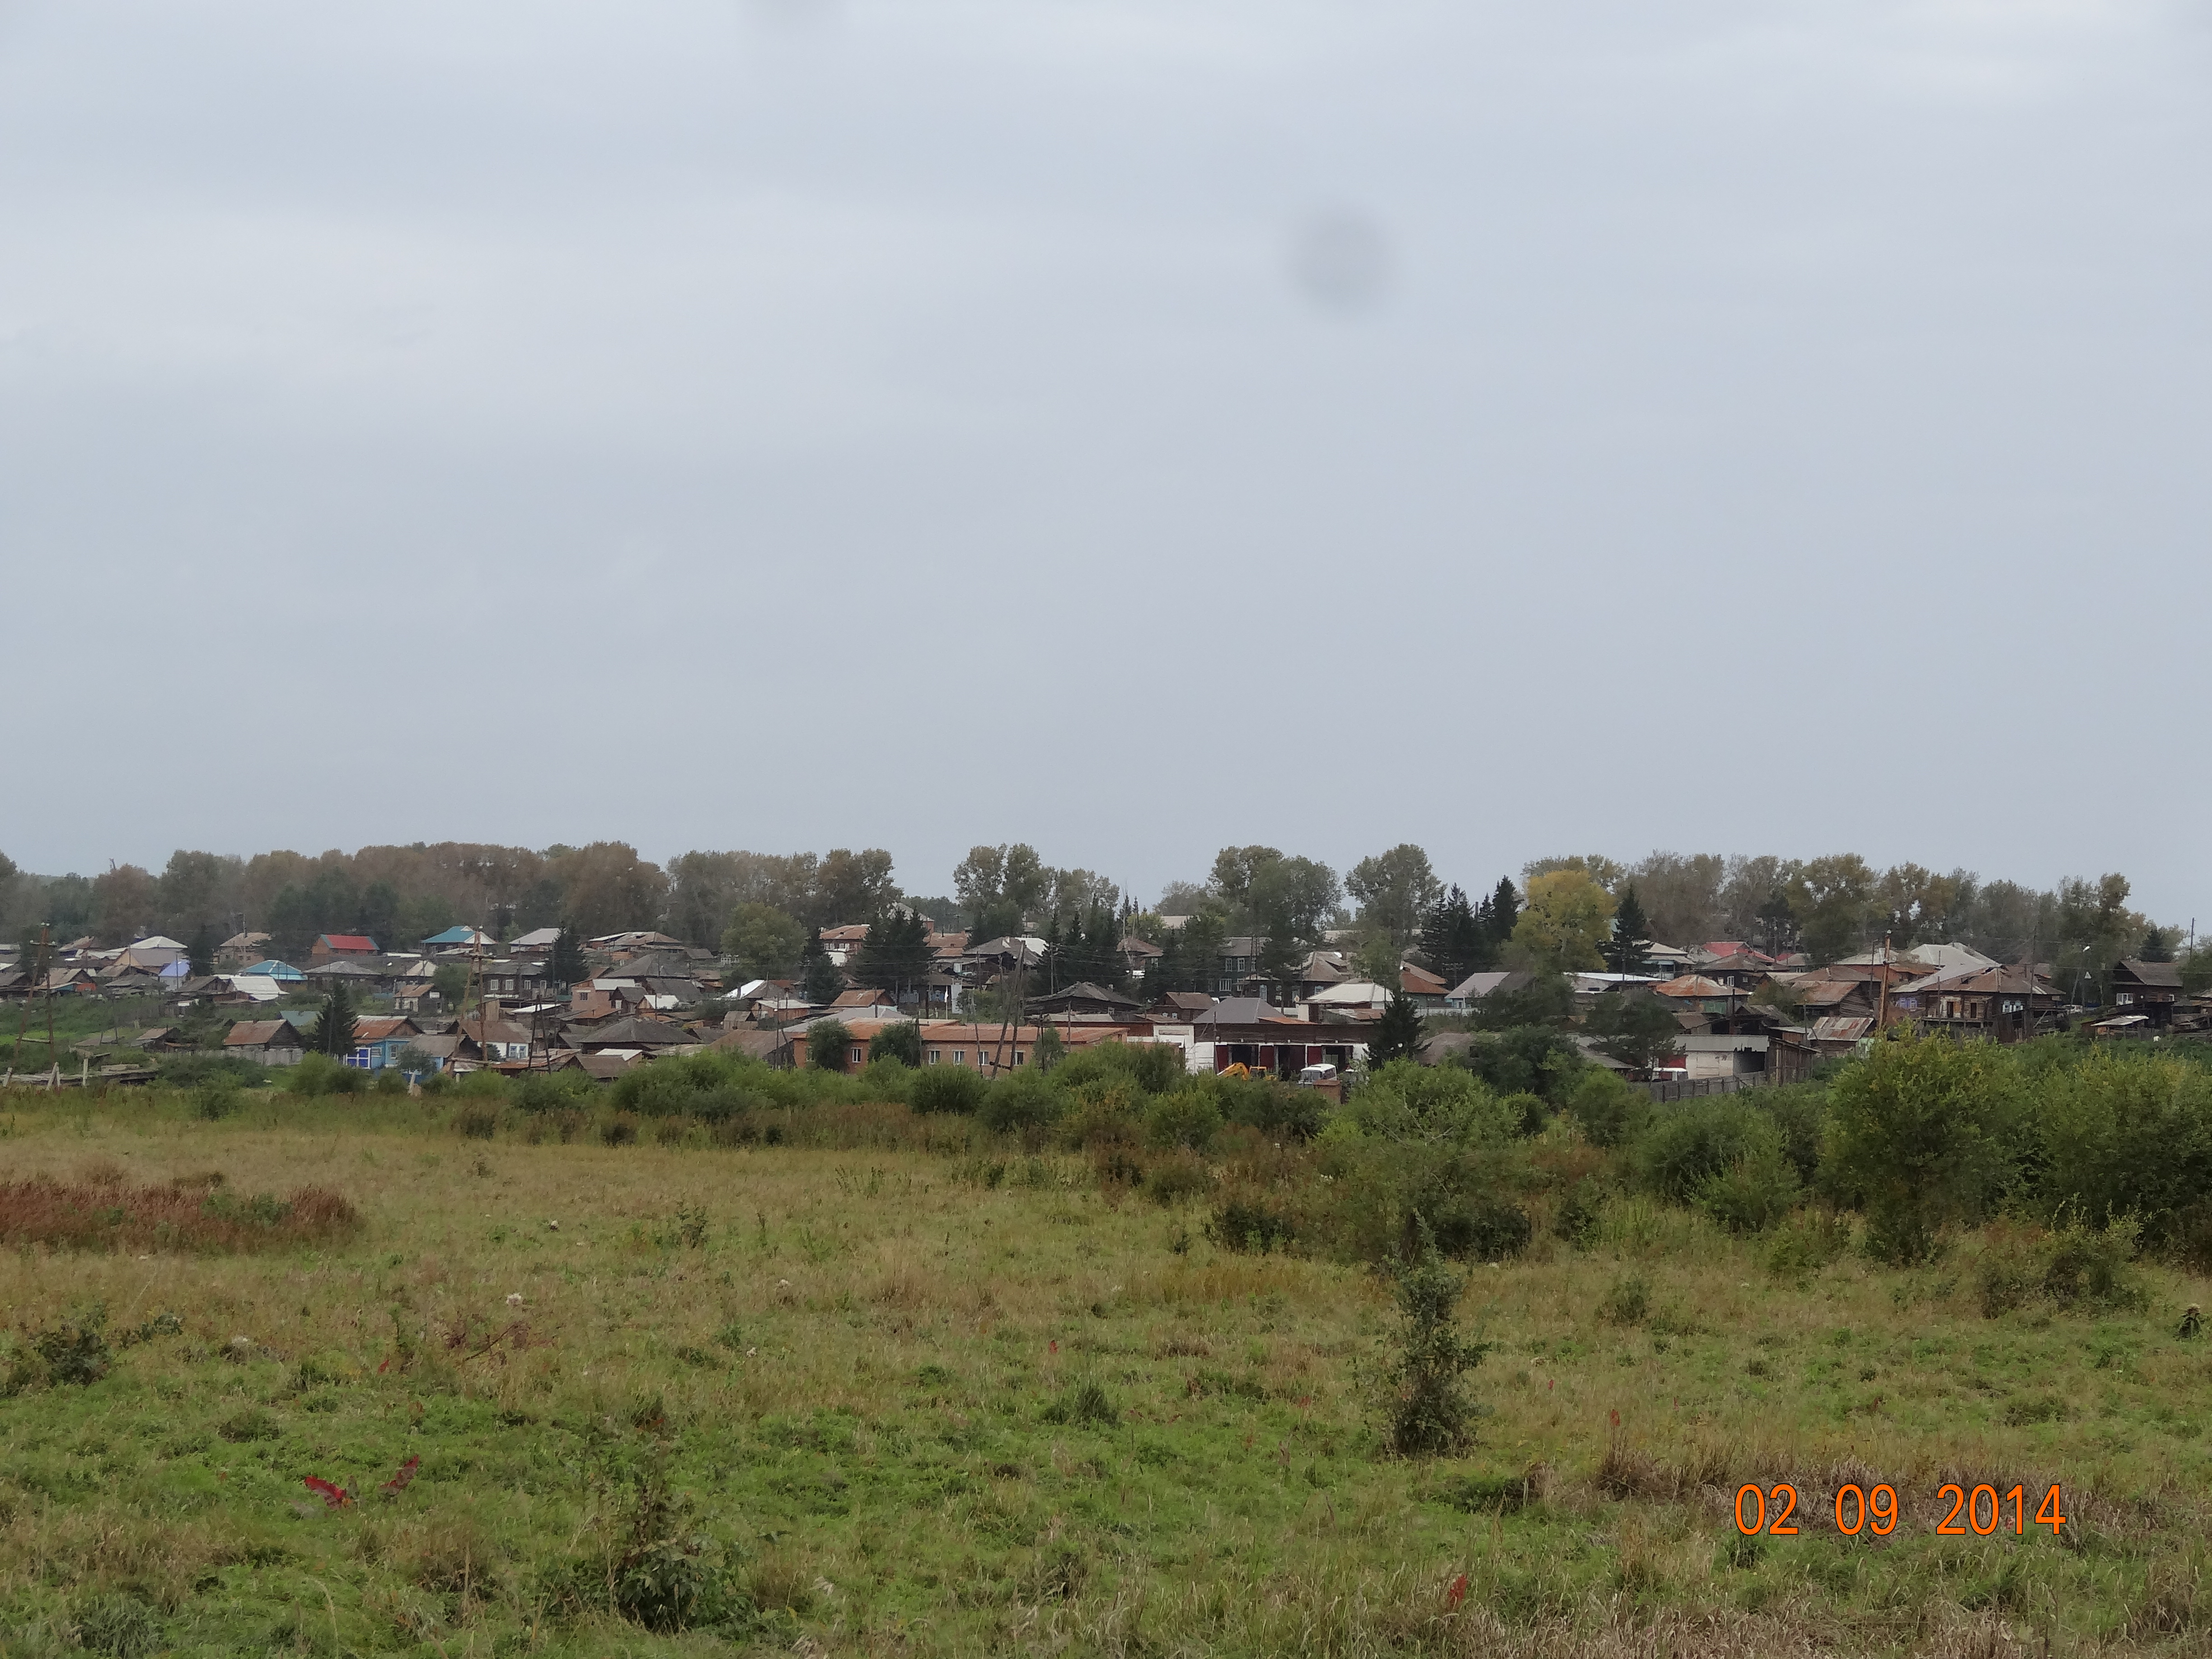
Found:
[1598,1274,1651,1327]
[74,1593,160,1657]
[1382,1218,1486,1456]
[1043,1378,1119,1428]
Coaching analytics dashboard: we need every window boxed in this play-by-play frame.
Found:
[850,1045,864,1065]
[955,1050,966,1065]
[2118,991,2135,1006]
[1014,1050,1024,1065]
[928,1049,940,1065]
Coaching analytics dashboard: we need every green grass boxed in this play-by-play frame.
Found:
[1,1087,2209,1655]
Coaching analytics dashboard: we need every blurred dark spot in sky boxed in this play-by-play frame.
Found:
[1288,208,1391,312]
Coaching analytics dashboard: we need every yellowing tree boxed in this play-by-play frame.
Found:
[1510,869,1616,974]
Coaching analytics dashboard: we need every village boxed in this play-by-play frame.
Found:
[1,906,2193,1092]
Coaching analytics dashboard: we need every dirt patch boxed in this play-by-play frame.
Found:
[0,1178,362,1253]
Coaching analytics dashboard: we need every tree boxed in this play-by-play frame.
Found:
[550,924,588,989]
[853,911,931,1001]
[1211,847,1340,942]
[814,848,898,927]
[187,924,215,978]
[1479,877,1521,959]
[1510,870,1616,975]
[1523,853,1625,892]
[157,849,241,940]
[1383,1218,1486,1457]
[954,844,1049,936]
[1826,1028,2025,1261]
[1346,844,1440,950]
[1418,886,1484,989]
[432,962,469,1009]
[1788,853,1879,965]
[1586,988,1677,1076]
[89,862,159,945]
[2142,925,2177,964]
[1031,1025,1066,1073]
[801,951,844,1006]
[722,904,806,980]
[1368,990,1427,1067]
[1626,852,1726,953]
[309,986,359,1058]
[1603,883,1650,974]
[548,841,668,938]
[806,1018,853,1071]
[869,1020,923,1066]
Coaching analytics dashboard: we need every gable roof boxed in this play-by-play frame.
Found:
[318,934,378,954]
[225,1019,303,1049]
[2115,958,2185,990]
[1653,974,1743,998]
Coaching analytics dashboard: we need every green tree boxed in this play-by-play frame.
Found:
[1209,846,1341,940]
[1368,990,1427,1068]
[547,841,669,938]
[1585,988,1677,1075]
[432,962,469,1009]
[1346,844,1441,949]
[1825,1028,2024,1261]
[549,924,588,989]
[356,881,401,949]
[1509,870,1615,974]
[1383,1218,1486,1456]
[954,844,1049,937]
[806,1018,854,1071]
[868,1020,923,1066]
[1478,877,1521,962]
[1031,1025,1066,1073]
[308,986,359,1058]
[89,862,159,945]
[1603,883,1650,974]
[2141,925,2177,964]
[801,951,844,1006]
[187,924,215,978]
[1788,853,1879,965]
[1418,885,1484,989]
[853,911,932,1001]
[722,904,806,980]
[813,848,898,927]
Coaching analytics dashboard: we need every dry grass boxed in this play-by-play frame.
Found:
[0,1172,360,1254]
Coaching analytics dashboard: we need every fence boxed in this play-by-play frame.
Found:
[1638,1071,1772,1103]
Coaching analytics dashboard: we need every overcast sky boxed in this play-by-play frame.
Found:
[4,0,2206,919]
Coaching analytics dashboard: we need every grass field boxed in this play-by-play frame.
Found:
[3,1085,2211,1656]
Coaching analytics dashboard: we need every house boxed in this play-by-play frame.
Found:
[1652,974,1749,1017]
[454,1007,542,1065]
[1029,981,1141,1018]
[1444,970,1533,1012]
[817,924,872,967]
[224,1019,307,1066]
[216,932,272,971]
[1119,936,1164,976]
[1303,980,1390,1013]
[421,926,498,955]
[1150,990,1216,1021]
[242,958,306,983]
[1890,962,2061,1042]
[343,1016,424,1071]
[1189,1001,1369,1080]
[828,987,904,1021]
[1660,1032,1770,1081]
[917,1022,1042,1073]
[563,1014,698,1056]
[479,959,556,1002]
[310,934,378,961]
[509,927,564,955]
[115,937,188,971]
[2110,959,2185,1028]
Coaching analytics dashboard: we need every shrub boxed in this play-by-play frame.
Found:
[290,1052,361,1097]
[1144,1091,1223,1152]
[1632,1097,1783,1203]
[1207,1196,1297,1253]
[1143,1155,1215,1206]
[1382,1220,1486,1456]
[911,1065,985,1115]
[858,1057,913,1104]
[3,1307,114,1393]
[1565,1069,1645,1148]
[1421,1197,1532,1261]
[1765,1209,1852,1280]
[1059,1083,1143,1150]
[1347,1060,1516,1145]
[194,1080,242,1121]
[393,1044,444,1083]
[1056,1039,1189,1096]
[1825,1029,2024,1263]
[2033,1051,2212,1247]
[1977,1217,2148,1318]
[1458,1026,1585,1103]
[978,1069,1065,1134]
[1757,1083,1829,1185]
[1500,1090,1549,1137]
[868,1021,923,1067]
[806,1020,853,1073]
[1598,1273,1650,1326]
[1695,1146,1802,1233]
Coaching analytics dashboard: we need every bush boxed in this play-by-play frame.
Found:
[1347,1060,1516,1145]
[2033,1051,2212,1247]
[1565,1069,1645,1148]
[978,1069,1065,1134]
[1422,1198,1532,1261]
[1977,1217,2148,1318]
[1458,1026,1585,1103]
[1207,1196,1297,1253]
[1144,1091,1223,1152]
[1765,1209,1852,1279]
[1694,1147,1802,1233]
[1143,1154,1214,1206]
[290,1052,361,1097]
[1382,1221,1486,1456]
[1632,1097,1782,1203]
[1059,1083,1143,1150]
[806,1020,853,1073]
[858,1057,913,1104]
[1757,1083,1829,1186]
[1055,1040,1188,1096]
[911,1064,986,1116]
[868,1021,923,1067]
[1598,1273,1650,1326]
